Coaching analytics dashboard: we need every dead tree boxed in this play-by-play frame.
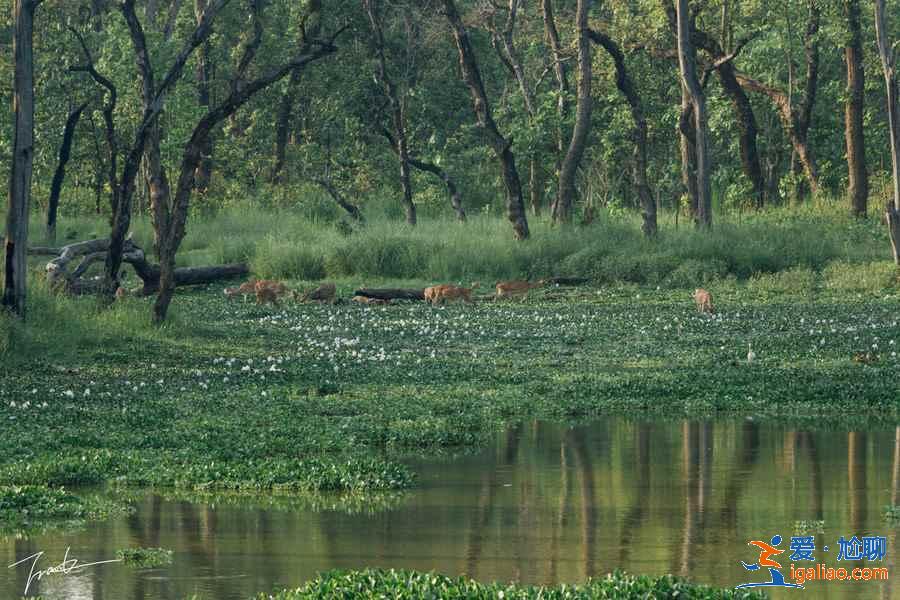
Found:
[36,238,248,296]
[875,0,900,263]
[365,0,415,225]
[442,0,529,240]
[588,29,656,236]
[46,103,88,245]
[3,0,41,317]
[676,0,712,227]
[554,0,592,225]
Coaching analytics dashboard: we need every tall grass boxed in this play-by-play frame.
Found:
[7,194,898,287]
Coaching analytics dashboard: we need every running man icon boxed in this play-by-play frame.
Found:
[736,535,804,589]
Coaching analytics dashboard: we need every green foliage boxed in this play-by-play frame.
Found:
[255,568,766,599]
[116,547,174,568]
[0,485,130,533]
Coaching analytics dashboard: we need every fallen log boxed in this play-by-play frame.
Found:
[353,287,425,301]
[35,237,249,295]
[543,276,590,286]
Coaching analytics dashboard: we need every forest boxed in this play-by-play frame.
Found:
[2,1,900,599]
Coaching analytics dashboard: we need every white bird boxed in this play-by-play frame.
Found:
[747,343,756,364]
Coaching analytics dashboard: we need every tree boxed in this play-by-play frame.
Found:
[365,0,415,225]
[442,0,529,240]
[542,0,569,208]
[676,0,711,227]
[875,0,900,263]
[3,0,41,317]
[588,29,656,235]
[844,0,868,217]
[46,102,88,244]
[148,4,343,321]
[554,0,593,224]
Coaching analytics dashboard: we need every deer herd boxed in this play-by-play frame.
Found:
[221,276,718,313]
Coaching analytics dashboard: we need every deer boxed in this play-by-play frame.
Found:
[424,282,480,305]
[299,282,336,303]
[494,279,545,300]
[225,279,258,301]
[693,288,714,313]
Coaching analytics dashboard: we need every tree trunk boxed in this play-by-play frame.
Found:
[353,287,425,301]
[105,0,230,302]
[676,0,711,227]
[680,87,699,220]
[379,126,465,220]
[365,0,415,225]
[530,159,542,217]
[845,0,868,217]
[443,0,528,239]
[542,0,568,186]
[193,0,213,193]
[311,178,363,221]
[3,0,38,317]
[47,103,88,245]
[271,67,302,183]
[662,1,765,207]
[555,0,592,225]
[589,30,656,235]
[875,0,900,263]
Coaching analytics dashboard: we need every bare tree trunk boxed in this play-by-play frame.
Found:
[529,159,542,216]
[676,0,712,227]
[845,0,868,217]
[875,0,900,263]
[554,0,592,225]
[443,0,528,239]
[680,86,699,220]
[365,0,415,225]
[47,103,88,245]
[589,30,656,235]
[3,0,39,317]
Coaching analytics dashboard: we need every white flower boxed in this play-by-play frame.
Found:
[64,390,75,398]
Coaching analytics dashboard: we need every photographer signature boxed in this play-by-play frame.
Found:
[9,547,122,596]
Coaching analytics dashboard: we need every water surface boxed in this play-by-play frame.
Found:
[3,418,899,599]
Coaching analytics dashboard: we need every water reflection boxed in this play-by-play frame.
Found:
[2,418,900,599]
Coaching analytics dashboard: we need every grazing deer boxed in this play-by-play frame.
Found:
[301,282,336,303]
[494,279,545,300]
[225,279,258,301]
[693,288,714,313]
[255,285,281,306]
[425,282,480,305]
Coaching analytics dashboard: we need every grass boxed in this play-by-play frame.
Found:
[9,196,896,287]
[253,568,766,599]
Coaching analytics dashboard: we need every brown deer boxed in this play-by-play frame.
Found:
[693,288,714,313]
[425,282,480,305]
[494,279,545,300]
[225,279,258,301]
